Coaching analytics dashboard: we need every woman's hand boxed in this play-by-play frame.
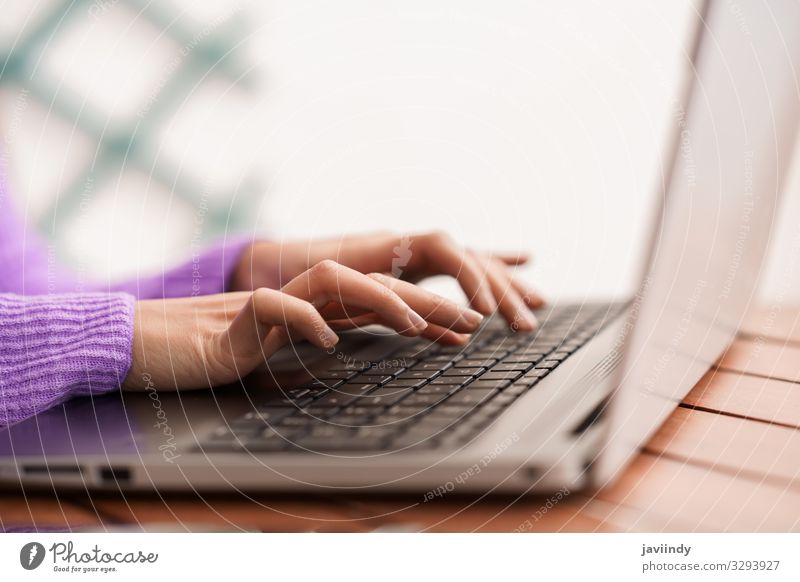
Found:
[232,232,544,330]
[124,260,483,391]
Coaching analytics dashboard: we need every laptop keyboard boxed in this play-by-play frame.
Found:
[198,302,625,454]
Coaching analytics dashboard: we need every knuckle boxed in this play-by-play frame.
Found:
[251,287,272,305]
[368,272,391,285]
[299,301,319,322]
[383,286,403,304]
[431,294,449,312]
[310,259,340,279]
[427,230,451,245]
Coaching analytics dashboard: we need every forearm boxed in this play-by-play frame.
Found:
[0,293,134,426]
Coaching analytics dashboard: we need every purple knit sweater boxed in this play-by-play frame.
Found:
[0,171,252,427]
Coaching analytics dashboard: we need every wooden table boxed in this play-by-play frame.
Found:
[3,305,800,532]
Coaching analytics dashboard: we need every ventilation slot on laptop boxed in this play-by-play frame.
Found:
[99,466,132,485]
[571,396,610,435]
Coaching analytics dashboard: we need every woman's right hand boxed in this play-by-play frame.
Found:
[123,260,484,391]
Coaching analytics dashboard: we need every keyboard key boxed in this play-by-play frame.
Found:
[414,361,453,372]
[382,406,432,421]
[384,378,428,388]
[427,354,464,363]
[362,367,403,376]
[395,370,439,381]
[466,379,513,390]
[492,363,532,372]
[278,415,315,428]
[329,362,370,372]
[400,393,450,407]
[425,405,475,419]
[349,391,413,407]
[535,360,560,370]
[501,355,541,364]
[310,393,355,408]
[316,370,358,381]
[446,390,497,406]
[337,406,375,417]
[302,378,345,390]
[359,374,395,384]
[416,384,460,396]
[436,345,468,354]
[517,369,550,385]
[443,367,485,376]
[333,383,379,396]
[246,408,293,423]
[429,375,473,386]
[480,371,523,381]
[304,406,340,417]
[327,415,373,426]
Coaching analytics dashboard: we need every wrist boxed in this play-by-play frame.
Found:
[230,243,258,292]
[122,301,145,390]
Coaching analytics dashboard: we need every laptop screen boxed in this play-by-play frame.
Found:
[597,0,800,484]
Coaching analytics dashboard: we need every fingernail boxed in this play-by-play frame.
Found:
[527,288,546,306]
[321,326,340,347]
[407,310,429,332]
[511,310,538,332]
[460,308,484,327]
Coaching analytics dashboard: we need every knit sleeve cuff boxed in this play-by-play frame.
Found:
[0,293,135,426]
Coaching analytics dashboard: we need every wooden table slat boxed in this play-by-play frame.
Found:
[685,368,800,428]
[0,494,101,531]
[718,337,800,383]
[593,454,800,532]
[644,407,800,485]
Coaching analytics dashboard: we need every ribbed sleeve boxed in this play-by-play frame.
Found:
[0,162,255,427]
[0,293,135,426]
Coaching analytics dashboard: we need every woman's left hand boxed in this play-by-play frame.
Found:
[231,231,544,330]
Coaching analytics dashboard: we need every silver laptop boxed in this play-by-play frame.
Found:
[2,0,799,494]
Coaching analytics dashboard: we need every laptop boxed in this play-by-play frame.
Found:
[2,0,799,494]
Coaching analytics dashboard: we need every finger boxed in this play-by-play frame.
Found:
[317,302,371,321]
[419,233,497,315]
[261,325,293,356]
[485,261,539,331]
[282,260,429,337]
[509,277,546,308]
[319,274,484,333]
[417,322,471,345]
[365,273,483,332]
[328,315,470,346]
[227,288,339,356]
[327,313,380,330]
[490,252,530,266]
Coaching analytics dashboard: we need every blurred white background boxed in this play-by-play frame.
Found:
[2,0,799,303]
